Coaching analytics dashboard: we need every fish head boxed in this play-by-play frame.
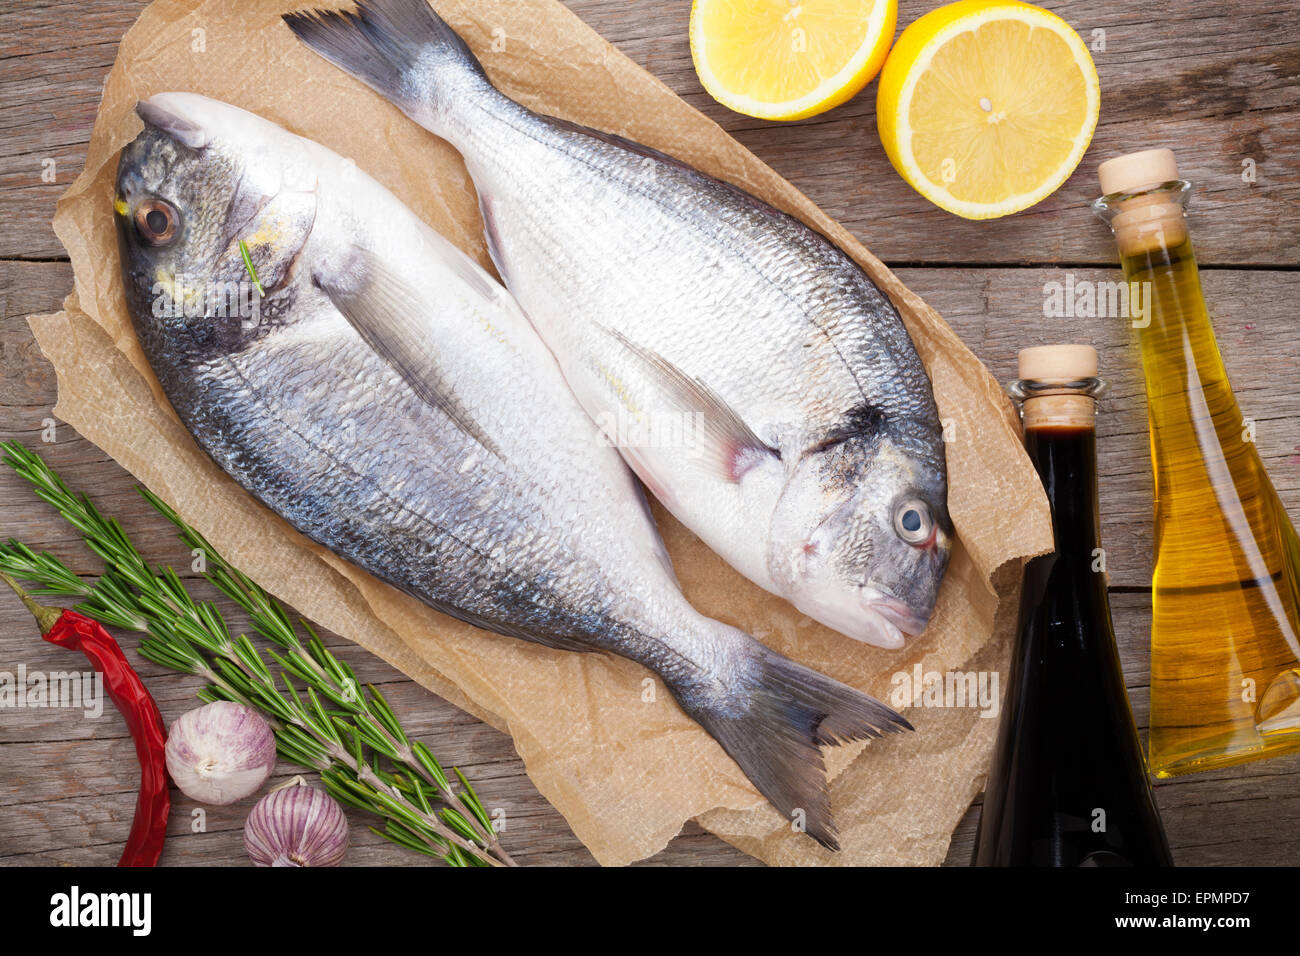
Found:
[115,93,318,362]
[768,431,952,648]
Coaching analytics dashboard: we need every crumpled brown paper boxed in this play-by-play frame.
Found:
[32,0,1052,865]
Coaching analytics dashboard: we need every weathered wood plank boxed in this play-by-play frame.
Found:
[0,0,1295,264]
[0,0,148,259]
[946,753,1300,867]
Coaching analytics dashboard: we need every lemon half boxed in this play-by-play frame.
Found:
[877,1,1100,219]
[691,0,898,122]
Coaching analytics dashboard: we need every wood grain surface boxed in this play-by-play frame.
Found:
[2,0,1298,867]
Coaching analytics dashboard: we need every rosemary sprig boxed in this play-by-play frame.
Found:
[237,239,265,297]
[0,539,91,599]
[0,440,513,867]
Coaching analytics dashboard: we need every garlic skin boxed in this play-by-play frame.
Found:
[164,701,276,805]
[244,778,349,867]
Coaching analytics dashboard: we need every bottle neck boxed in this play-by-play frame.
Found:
[1008,376,1108,560]
[1024,418,1103,558]
[1093,179,1191,260]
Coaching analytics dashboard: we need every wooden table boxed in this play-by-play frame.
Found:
[2,0,1297,867]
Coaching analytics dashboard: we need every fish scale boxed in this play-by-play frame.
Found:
[472,124,858,430]
[472,115,916,415]
[182,269,662,655]
[115,91,910,849]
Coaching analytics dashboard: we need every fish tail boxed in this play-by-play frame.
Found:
[283,0,489,130]
[674,640,912,851]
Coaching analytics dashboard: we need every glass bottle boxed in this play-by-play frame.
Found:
[1094,149,1300,777]
[973,344,1172,866]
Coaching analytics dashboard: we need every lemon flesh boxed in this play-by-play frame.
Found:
[691,0,897,122]
[877,1,1100,219]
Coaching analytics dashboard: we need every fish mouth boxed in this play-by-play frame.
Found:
[791,582,931,648]
[862,585,930,637]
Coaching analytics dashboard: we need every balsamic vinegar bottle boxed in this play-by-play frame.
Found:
[973,344,1173,866]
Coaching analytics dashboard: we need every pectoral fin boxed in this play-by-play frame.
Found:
[600,326,778,482]
[317,246,501,458]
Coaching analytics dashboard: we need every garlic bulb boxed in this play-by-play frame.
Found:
[244,776,349,867]
[164,701,276,805]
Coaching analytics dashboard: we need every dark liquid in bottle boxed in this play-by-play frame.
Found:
[973,424,1173,866]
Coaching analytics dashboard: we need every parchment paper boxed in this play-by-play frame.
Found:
[32,0,1053,865]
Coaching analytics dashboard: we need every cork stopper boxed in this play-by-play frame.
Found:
[1098,148,1179,196]
[1098,148,1188,256]
[1018,344,1098,382]
[1017,344,1099,430]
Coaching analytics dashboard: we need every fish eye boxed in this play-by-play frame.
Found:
[893,498,933,545]
[133,198,179,247]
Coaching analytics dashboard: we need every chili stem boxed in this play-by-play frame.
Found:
[0,569,62,633]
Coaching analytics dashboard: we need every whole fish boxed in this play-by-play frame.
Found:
[115,92,909,849]
[285,0,954,650]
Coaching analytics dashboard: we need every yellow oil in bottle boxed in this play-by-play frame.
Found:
[1098,157,1300,776]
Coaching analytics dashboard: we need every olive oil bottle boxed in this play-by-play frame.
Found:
[973,345,1172,867]
[1094,149,1300,776]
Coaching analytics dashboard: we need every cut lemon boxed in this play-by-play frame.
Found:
[877,1,1100,219]
[690,0,898,121]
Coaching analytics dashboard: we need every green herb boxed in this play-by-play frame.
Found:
[237,239,265,297]
[0,441,513,868]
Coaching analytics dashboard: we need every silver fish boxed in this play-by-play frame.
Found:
[285,0,954,651]
[115,92,909,848]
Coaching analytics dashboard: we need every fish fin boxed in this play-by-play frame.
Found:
[135,98,209,149]
[283,0,490,126]
[425,599,598,655]
[316,246,502,458]
[541,115,697,172]
[493,629,599,655]
[621,475,681,586]
[386,577,599,653]
[678,645,912,851]
[600,326,778,482]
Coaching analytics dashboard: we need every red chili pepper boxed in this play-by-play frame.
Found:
[1,572,170,866]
